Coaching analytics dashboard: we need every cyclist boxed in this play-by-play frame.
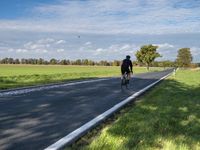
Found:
[121,55,133,83]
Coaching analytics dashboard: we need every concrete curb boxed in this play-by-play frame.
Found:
[45,71,172,150]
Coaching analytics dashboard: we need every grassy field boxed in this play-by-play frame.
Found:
[70,69,200,150]
[0,65,162,90]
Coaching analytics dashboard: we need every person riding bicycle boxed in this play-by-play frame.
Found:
[121,55,133,83]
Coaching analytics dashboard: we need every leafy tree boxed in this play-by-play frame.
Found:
[8,58,14,64]
[50,58,57,65]
[88,60,95,66]
[15,59,20,64]
[135,44,161,70]
[132,61,139,66]
[37,58,44,64]
[60,59,67,65]
[1,58,8,64]
[176,48,192,67]
[112,60,120,66]
[75,59,82,65]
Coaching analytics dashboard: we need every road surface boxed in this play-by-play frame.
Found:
[0,69,173,150]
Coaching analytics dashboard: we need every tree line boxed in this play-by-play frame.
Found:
[0,45,199,68]
[0,57,198,68]
[0,58,121,66]
[0,57,171,66]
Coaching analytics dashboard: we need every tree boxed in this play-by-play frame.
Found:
[37,58,44,65]
[82,59,89,65]
[135,44,161,70]
[112,60,120,66]
[15,59,20,64]
[50,58,57,65]
[176,48,192,68]
[75,59,82,65]
[60,59,67,65]
[88,60,95,66]
[8,58,14,64]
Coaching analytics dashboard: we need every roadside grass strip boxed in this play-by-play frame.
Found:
[68,70,200,150]
[0,78,109,97]
[0,65,163,90]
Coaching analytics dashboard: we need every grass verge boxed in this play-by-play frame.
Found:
[0,65,162,89]
[66,69,200,150]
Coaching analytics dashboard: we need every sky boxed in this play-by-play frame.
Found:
[0,0,200,62]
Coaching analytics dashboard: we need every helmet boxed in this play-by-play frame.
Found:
[126,55,131,59]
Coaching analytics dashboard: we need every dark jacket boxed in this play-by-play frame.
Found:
[121,59,133,71]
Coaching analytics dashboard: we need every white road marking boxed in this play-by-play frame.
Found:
[45,72,172,150]
[0,78,110,97]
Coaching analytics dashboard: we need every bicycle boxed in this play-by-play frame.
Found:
[121,72,129,88]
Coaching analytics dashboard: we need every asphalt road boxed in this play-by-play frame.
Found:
[0,69,173,150]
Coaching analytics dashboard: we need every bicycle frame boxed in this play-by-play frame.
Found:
[121,72,129,88]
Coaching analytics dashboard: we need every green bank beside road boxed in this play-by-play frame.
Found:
[0,65,162,90]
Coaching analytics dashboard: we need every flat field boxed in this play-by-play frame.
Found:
[0,65,162,89]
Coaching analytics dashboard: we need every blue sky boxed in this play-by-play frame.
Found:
[0,0,200,62]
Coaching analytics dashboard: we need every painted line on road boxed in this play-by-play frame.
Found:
[0,78,112,97]
[45,71,172,150]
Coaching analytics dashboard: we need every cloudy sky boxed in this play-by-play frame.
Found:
[0,0,200,62]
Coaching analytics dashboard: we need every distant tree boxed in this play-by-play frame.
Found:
[190,63,198,68]
[99,60,110,66]
[50,58,57,65]
[135,44,161,70]
[132,61,139,66]
[0,58,8,64]
[176,48,192,68]
[65,60,70,65]
[37,58,44,64]
[8,58,14,64]
[99,60,105,66]
[75,59,82,65]
[60,59,66,65]
[88,60,95,66]
[21,58,26,64]
[112,60,120,66]
[43,60,49,65]
[15,59,20,64]
[81,59,88,65]
[27,58,33,64]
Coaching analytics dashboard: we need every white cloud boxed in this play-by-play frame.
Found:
[57,49,64,52]
[120,44,132,50]
[8,48,14,52]
[92,44,138,60]
[56,40,66,44]
[38,38,55,44]
[16,49,27,53]
[24,42,49,50]
[85,42,92,45]
[153,43,174,50]
[0,0,200,34]
[191,47,200,56]
[23,38,66,54]
[35,49,48,53]
[153,43,176,60]
[24,39,55,50]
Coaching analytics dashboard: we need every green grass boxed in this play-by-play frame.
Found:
[72,69,200,150]
[0,65,162,90]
